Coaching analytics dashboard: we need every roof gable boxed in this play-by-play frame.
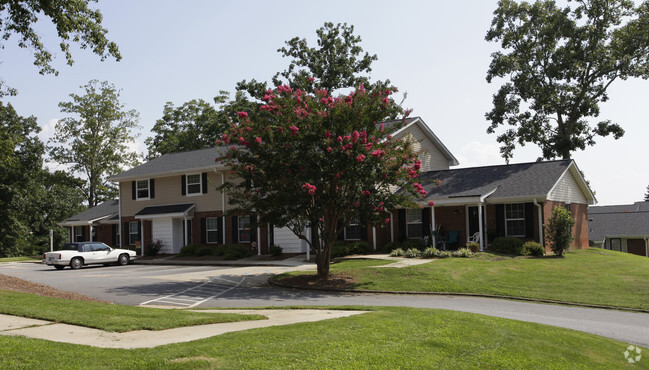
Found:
[60,200,119,225]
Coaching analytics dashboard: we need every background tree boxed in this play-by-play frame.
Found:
[218,83,426,277]
[145,91,255,159]
[485,0,649,161]
[0,0,120,96]
[545,206,575,256]
[0,102,84,257]
[644,185,649,201]
[49,80,140,207]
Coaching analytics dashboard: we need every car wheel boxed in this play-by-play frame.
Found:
[70,258,83,270]
[118,254,129,266]
[54,265,65,270]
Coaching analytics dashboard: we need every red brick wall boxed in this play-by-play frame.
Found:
[543,201,589,252]
[434,206,467,246]
[95,224,115,246]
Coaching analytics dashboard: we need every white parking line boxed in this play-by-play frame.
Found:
[139,276,246,308]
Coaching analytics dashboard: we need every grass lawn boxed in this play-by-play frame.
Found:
[0,256,37,262]
[0,301,646,368]
[278,248,649,310]
[0,290,265,332]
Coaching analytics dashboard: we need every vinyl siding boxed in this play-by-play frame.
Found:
[547,170,588,204]
[394,124,450,171]
[120,171,226,217]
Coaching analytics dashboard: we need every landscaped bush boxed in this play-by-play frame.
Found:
[491,237,524,255]
[330,241,372,259]
[390,248,406,257]
[545,206,575,256]
[269,245,282,256]
[147,239,164,256]
[178,244,200,256]
[452,248,474,258]
[384,239,426,253]
[404,248,421,258]
[222,244,252,260]
[521,241,545,256]
[421,247,440,258]
[196,245,215,256]
[466,242,480,253]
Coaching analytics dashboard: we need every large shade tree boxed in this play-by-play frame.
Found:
[49,80,140,207]
[0,0,120,96]
[218,83,428,277]
[485,0,649,161]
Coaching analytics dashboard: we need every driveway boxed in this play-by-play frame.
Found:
[1,261,649,348]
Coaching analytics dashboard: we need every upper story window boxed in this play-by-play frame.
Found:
[505,203,525,237]
[136,180,150,200]
[345,217,362,240]
[406,209,423,238]
[186,173,202,195]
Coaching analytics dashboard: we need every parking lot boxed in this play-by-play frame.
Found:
[0,261,314,307]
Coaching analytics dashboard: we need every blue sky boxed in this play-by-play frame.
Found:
[3,0,648,205]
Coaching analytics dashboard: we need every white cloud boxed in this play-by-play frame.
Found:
[455,140,504,168]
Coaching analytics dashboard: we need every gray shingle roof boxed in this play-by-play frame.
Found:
[588,201,649,241]
[61,200,119,225]
[418,160,574,202]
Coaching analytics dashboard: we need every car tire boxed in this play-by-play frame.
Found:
[70,257,83,270]
[54,265,65,270]
[118,254,129,266]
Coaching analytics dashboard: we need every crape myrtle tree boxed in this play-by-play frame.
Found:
[485,0,649,161]
[217,83,430,277]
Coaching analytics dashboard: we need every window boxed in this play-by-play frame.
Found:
[345,217,362,240]
[74,226,84,242]
[609,238,621,252]
[406,209,423,238]
[238,216,251,243]
[136,180,149,199]
[186,173,202,195]
[505,204,525,236]
[129,222,139,245]
[206,217,219,244]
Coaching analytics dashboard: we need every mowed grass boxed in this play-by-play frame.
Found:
[279,248,649,310]
[0,290,265,332]
[0,305,646,368]
[0,256,37,262]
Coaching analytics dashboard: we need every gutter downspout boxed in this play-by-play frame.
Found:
[478,203,484,251]
[430,206,436,247]
[387,211,394,242]
[534,198,543,247]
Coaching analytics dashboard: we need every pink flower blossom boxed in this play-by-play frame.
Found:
[254,137,262,145]
[356,154,365,162]
[327,147,332,153]
[384,218,390,224]
[382,97,389,105]
[351,130,360,143]
[237,111,248,118]
[345,95,353,106]
[343,135,351,141]
[365,143,373,151]
[302,183,317,195]
[308,77,315,82]
[361,190,371,196]
[428,201,435,207]
[325,131,331,139]
[289,126,299,136]
[353,202,360,207]
[337,136,343,143]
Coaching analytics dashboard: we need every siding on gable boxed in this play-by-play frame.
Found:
[394,124,450,171]
[547,170,588,204]
[120,171,225,217]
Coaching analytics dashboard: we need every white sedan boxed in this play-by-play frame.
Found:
[43,242,137,270]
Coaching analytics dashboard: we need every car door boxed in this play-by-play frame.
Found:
[80,244,97,263]
[93,243,114,263]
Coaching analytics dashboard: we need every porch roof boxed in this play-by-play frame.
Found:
[417,160,575,205]
[134,203,195,219]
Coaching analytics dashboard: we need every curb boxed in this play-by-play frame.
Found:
[268,277,649,314]
[133,260,313,268]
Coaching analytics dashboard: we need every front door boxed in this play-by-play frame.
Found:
[467,206,485,242]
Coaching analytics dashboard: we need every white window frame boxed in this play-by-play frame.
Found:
[206,217,219,244]
[344,217,362,241]
[186,173,202,196]
[238,216,251,243]
[129,222,139,246]
[74,226,84,242]
[406,209,423,239]
[505,203,525,237]
[136,179,150,200]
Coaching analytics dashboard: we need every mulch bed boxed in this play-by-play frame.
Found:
[0,273,107,302]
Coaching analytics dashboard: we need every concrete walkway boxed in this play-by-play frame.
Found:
[0,309,368,349]
[343,254,435,268]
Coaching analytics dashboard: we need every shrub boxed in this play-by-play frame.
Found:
[437,251,452,258]
[492,237,524,255]
[196,245,214,256]
[521,241,545,257]
[421,247,440,258]
[404,248,421,258]
[545,206,575,256]
[390,248,405,257]
[330,241,371,259]
[466,242,480,253]
[147,239,164,256]
[222,244,252,260]
[384,239,426,253]
[452,248,474,258]
[269,245,283,256]
[179,244,200,256]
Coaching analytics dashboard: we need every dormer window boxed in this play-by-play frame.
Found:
[186,173,202,195]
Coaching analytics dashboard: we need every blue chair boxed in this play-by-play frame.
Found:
[447,231,459,249]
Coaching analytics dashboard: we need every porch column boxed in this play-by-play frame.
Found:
[372,226,377,251]
[257,226,261,255]
[645,237,648,257]
[478,203,484,251]
[140,222,144,257]
[184,218,189,246]
[430,207,436,247]
[221,172,226,244]
[89,225,93,241]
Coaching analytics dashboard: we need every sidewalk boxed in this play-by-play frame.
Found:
[0,309,369,349]
[134,254,316,268]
